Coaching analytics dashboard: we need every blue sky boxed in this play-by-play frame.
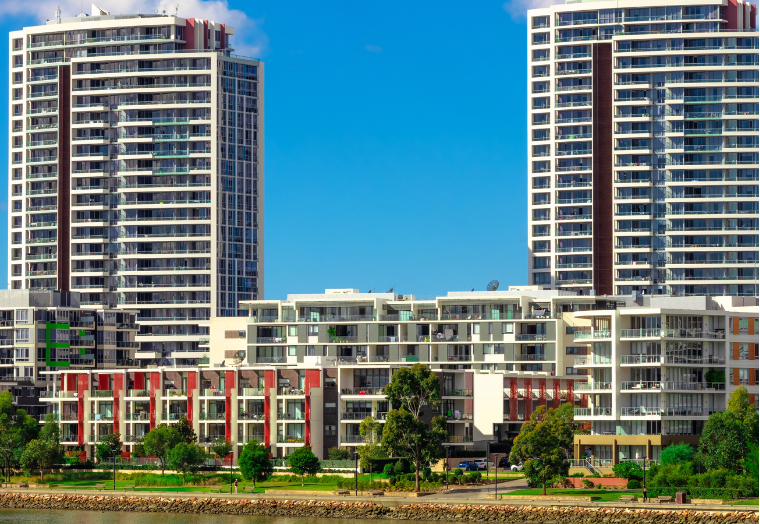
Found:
[0,0,534,299]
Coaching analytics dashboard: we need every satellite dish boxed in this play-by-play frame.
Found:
[386,284,396,293]
[487,280,500,292]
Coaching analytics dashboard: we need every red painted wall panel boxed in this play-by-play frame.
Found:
[78,374,88,446]
[524,379,533,420]
[553,379,561,409]
[304,369,320,447]
[509,378,518,421]
[187,371,197,424]
[98,373,110,390]
[185,19,195,50]
[727,0,738,30]
[113,374,123,437]
[539,379,546,409]
[149,372,159,429]
[264,370,275,446]
[225,371,235,441]
[134,372,145,390]
[567,379,575,407]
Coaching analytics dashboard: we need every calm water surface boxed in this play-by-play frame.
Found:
[0,510,430,524]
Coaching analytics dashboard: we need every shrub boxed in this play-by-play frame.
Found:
[613,461,643,481]
[383,464,394,477]
[581,478,594,488]
[570,472,585,477]
[627,479,641,489]
[422,467,432,479]
[388,476,396,486]
[660,443,694,466]
[328,447,352,461]
[393,460,407,477]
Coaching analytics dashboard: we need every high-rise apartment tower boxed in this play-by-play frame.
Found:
[527,0,758,297]
[8,8,263,365]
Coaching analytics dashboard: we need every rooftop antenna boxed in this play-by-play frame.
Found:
[386,284,396,293]
[487,280,500,292]
[55,5,61,23]
[174,3,180,15]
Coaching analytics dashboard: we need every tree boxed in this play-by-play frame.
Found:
[660,443,694,466]
[20,438,62,482]
[39,413,60,444]
[698,390,757,475]
[143,425,181,474]
[288,446,321,485]
[358,416,386,480]
[96,432,123,463]
[327,447,351,461]
[167,443,205,483]
[238,438,273,487]
[0,391,40,467]
[210,437,233,464]
[381,409,447,492]
[173,417,198,444]
[384,363,440,418]
[612,461,643,480]
[510,405,572,495]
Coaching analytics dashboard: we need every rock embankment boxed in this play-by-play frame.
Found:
[0,494,756,523]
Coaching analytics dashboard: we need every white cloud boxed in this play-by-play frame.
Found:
[3,0,267,57]
[502,0,561,21]
[364,44,383,53]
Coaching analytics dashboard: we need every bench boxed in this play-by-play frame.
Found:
[367,490,384,497]
[657,496,673,504]
[123,485,135,490]
[16,483,29,489]
[48,484,58,490]
[243,486,256,493]
[94,484,106,491]
[619,495,636,503]
[333,489,350,496]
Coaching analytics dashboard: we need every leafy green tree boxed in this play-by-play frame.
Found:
[358,416,386,480]
[238,438,273,487]
[39,413,60,444]
[132,437,146,458]
[327,447,351,460]
[612,461,643,480]
[173,417,198,444]
[288,446,321,485]
[210,437,233,463]
[510,405,572,495]
[96,432,123,463]
[167,442,205,483]
[381,409,447,492]
[20,438,62,482]
[743,443,759,484]
[384,363,440,418]
[0,391,40,467]
[143,425,181,474]
[698,389,757,474]
[660,443,694,466]
[646,462,693,488]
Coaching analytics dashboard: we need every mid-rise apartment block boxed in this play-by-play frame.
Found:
[40,288,757,469]
[0,289,138,421]
[8,8,263,366]
[527,0,759,298]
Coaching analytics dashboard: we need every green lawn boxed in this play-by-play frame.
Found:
[506,488,643,502]
[725,500,760,506]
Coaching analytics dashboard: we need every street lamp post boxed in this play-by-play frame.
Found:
[486,441,490,480]
[3,449,9,487]
[494,453,499,499]
[445,446,450,490]
[354,452,359,496]
[229,452,234,494]
[113,453,116,491]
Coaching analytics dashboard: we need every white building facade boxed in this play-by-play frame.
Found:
[527,0,758,298]
[8,9,263,366]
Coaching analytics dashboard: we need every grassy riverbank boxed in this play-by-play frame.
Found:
[507,488,644,502]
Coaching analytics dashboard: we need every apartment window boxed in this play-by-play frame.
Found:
[533,273,551,285]
[532,65,549,78]
[288,346,297,356]
[533,193,550,205]
[532,224,550,237]
[288,325,298,337]
[532,161,550,173]
[533,176,550,189]
[532,32,549,45]
[472,324,480,335]
[307,325,318,336]
[15,329,29,343]
[483,344,504,354]
[566,367,579,375]
[533,129,549,141]
[15,347,29,362]
[566,326,576,335]
[532,97,549,110]
[532,49,549,61]
[532,16,549,28]
[533,240,550,253]
[324,425,336,436]
[533,81,549,94]
[533,209,550,221]
[533,257,550,269]
[566,346,580,354]
[532,113,549,126]
[502,323,514,334]
[481,364,497,371]
[324,402,336,414]
[15,310,28,323]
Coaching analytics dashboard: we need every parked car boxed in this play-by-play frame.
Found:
[457,460,479,471]
[498,457,511,469]
[473,459,494,470]
[510,462,524,472]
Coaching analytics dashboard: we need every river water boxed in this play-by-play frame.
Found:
[0,510,402,524]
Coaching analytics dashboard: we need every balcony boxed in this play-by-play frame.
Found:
[91,390,113,398]
[341,412,372,421]
[161,413,188,421]
[620,381,662,391]
[125,413,150,421]
[515,334,547,341]
[278,435,305,444]
[201,389,225,397]
[442,389,472,397]
[277,412,305,421]
[238,413,265,421]
[575,382,612,392]
[620,407,663,417]
[574,356,612,366]
[279,388,305,396]
[255,357,287,364]
[573,328,611,340]
[239,388,265,396]
[198,413,226,421]
[341,387,385,396]
[444,435,473,444]
[621,354,662,365]
[514,354,547,361]
[127,389,149,397]
[445,412,473,421]
[163,389,187,397]
[89,413,114,421]
[574,407,612,417]
[340,435,364,443]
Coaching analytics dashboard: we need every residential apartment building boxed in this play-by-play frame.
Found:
[40,288,757,465]
[8,9,263,367]
[0,289,138,421]
[571,294,758,470]
[527,0,759,298]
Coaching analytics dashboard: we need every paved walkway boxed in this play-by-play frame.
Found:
[0,486,755,513]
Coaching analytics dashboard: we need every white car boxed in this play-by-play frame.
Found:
[510,463,524,472]
[473,459,494,470]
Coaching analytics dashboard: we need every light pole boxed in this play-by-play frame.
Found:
[3,449,9,487]
[354,452,359,496]
[445,446,450,490]
[229,452,234,494]
[486,441,490,480]
[494,453,499,499]
[113,453,116,491]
